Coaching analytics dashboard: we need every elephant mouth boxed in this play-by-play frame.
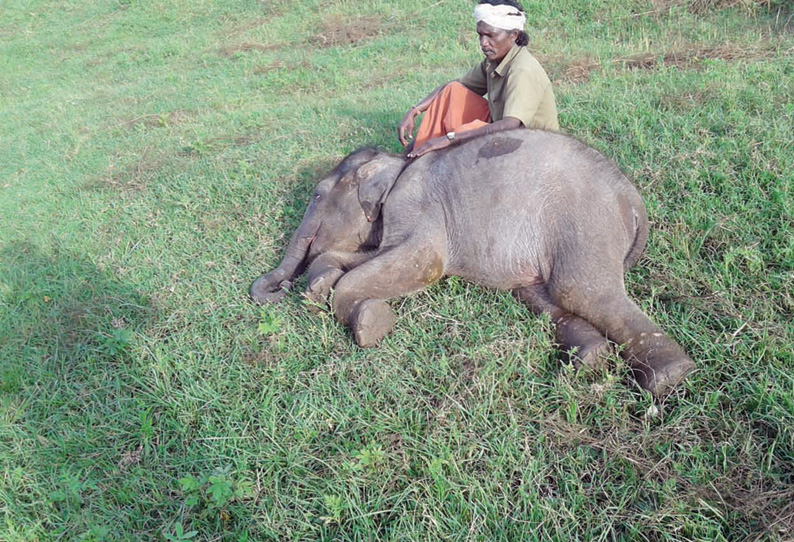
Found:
[305,233,321,259]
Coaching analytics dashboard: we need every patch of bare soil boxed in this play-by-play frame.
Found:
[311,15,382,47]
[219,42,285,56]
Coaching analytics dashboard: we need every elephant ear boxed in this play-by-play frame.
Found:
[356,158,403,222]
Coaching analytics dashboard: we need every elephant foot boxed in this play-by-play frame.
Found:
[304,269,345,313]
[555,315,611,370]
[631,356,696,399]
[250,276,292,305]
[352,299,396,348]
[625,333,696,398]
[563,341,612,371]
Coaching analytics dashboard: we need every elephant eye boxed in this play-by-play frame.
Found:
[314,179,334,198]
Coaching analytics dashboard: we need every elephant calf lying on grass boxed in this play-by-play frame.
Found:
[250,130,695,398]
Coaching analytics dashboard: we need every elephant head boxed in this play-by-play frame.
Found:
[249,148,405,304]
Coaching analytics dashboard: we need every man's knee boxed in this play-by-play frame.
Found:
[444,81,467,93]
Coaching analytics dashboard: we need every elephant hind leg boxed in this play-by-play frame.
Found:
[548,275,695,398]
[513,284,612,370]
[332,242,445,348]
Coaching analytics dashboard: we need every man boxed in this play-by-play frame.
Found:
[398,0,558,158]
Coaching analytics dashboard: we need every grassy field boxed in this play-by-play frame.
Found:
[1,0,793,540]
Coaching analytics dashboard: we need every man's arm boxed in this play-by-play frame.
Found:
[398,84,447,148]
[399,63,488,148]
[407,116,522,158]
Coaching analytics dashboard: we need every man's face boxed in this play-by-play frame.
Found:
[476,21,518,63]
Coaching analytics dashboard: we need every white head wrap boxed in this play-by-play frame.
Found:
[473,3,526,32]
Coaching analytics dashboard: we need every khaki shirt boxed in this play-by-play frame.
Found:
[457,44,559,131]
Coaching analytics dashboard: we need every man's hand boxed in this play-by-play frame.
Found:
[398,108,420,148]
[407,136,451,159]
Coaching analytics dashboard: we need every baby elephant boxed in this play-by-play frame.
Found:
[250,130,695,398]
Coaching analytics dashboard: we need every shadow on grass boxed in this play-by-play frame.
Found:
[0,240,162,539]
[0,240,152,374]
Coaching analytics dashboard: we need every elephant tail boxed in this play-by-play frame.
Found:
[623,204,649,272]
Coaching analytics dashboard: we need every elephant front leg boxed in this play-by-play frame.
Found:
[332,243,445,347]
[513,284,611,370]
[304,251,376,312]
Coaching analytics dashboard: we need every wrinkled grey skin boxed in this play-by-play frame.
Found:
[250,130,695,398]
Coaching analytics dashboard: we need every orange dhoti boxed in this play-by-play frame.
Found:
[414,82,491,148]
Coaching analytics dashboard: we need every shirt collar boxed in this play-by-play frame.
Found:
[485,44,522,77]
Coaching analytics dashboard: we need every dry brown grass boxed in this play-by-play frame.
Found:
[253,59,311,75]
[99,149,167,191]
[535,411,794,541]
[540,54,602,84]
[219,42,285,56]
[123,110,193,130]
[651,0,786,14]
[546,42,779,85]
[689,0,779,13]
[620,43,777,69]
[216,17,272,39]
[311,15,383,48]
[219,14,390,57]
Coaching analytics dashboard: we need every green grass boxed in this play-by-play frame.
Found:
[1,0,793,540]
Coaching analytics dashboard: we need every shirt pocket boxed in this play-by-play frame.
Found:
[487,79,504,105]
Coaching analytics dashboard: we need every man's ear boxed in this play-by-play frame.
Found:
[356,160,401,222]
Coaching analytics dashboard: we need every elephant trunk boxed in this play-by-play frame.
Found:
[249,221,318,305]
